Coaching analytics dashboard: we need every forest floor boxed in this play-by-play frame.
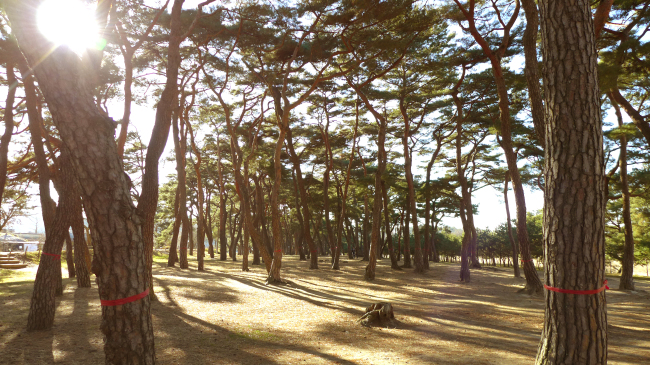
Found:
[1,255,649,365]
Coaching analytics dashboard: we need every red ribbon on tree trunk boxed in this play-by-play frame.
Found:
[42,252,60,259]
[101,288,150,306]
[544,280,609,295]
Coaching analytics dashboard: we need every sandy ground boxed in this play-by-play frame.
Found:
[1,255,649,364]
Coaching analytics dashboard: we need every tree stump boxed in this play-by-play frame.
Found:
[358,303,395,327]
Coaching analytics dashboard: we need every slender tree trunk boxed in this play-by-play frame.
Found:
[365,119,387,280]
[400,103,424,273]
[0,61,16,203]
[402,199,412,268]
[70,193,91,287]
[64,233,75,278]
[285,128,318,269]
[521,0,545,148]
[454,96,470,282]
[382,181,400,270]
[536,1,607,362]
[137,0,184,299]
[217,139,228,261]
[206,191,214,259]
[174,115,189,269]
[504,171,521,278]
[267,124,287,283]
[26,152,75,330]
[333,99,360,269]
[610,96,635,290]
[168,164,181,266]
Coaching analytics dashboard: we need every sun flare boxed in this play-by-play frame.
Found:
[37,0,101,55]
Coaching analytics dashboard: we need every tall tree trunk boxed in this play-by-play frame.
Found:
[137,0,184,299]
[26,152,75,330]
[168,160,181,266]
[521,0,546,148]
[188,125,205,271]
[206,191,214,258]
[400,103,424,273]
[0,61,16,203]
[267,124,287,283]
[402,199,412,268]
[504,171,521,278]
[610,95,635,290]
[458,0,541,292]
[454,95,471,282]
[285,128,319,269]
[365,118,387,280]
[174,115,189,269]
[536,1,607,362]
[332,99,360,269]
[70,193,91,288]
[382,181,400,270]
[217,138,228,261]
[7,2,156,357]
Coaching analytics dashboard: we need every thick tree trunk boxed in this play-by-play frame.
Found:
[536,1,607,363]
[504,171,521,278]
[610,97,635,290]
[7,1,156,355]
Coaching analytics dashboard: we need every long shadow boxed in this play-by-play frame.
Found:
[153,278,359,365]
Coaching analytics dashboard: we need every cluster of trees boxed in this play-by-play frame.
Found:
[1,0,649,363]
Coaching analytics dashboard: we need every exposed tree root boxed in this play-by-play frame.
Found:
[358,303,395,327]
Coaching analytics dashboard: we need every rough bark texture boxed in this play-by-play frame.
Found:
[536,1,608,363]
[70,191,91,288]
[168,185,181,267]
[7,2,155,361]
[173,113,189,270]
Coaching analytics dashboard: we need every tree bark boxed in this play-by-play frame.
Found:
[521,0,546,148]
[0,61,16,203]
[136,0,184,299]
[536,1,607,363]
[168,185,181,267]
[217,138,228,261]
[173,113,189,269]
[504,171,521,278]
[382,181,400,270]
[64,233,75,278]
[365,118,387,280]
[610,95,635,290]
[26,152,74,330]
[400,102,424,273]
[7,2,155,360]
[285,128,319,269]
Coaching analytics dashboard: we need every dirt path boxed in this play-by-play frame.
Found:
[1,256,649,364]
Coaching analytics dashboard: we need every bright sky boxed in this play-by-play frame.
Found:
[5,0,621,235]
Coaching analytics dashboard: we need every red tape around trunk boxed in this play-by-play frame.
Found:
[274,250,282,253]
[544,280,609,295]
[521,259,533,262]
[42,252,61,259]
[101,288,150,306]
